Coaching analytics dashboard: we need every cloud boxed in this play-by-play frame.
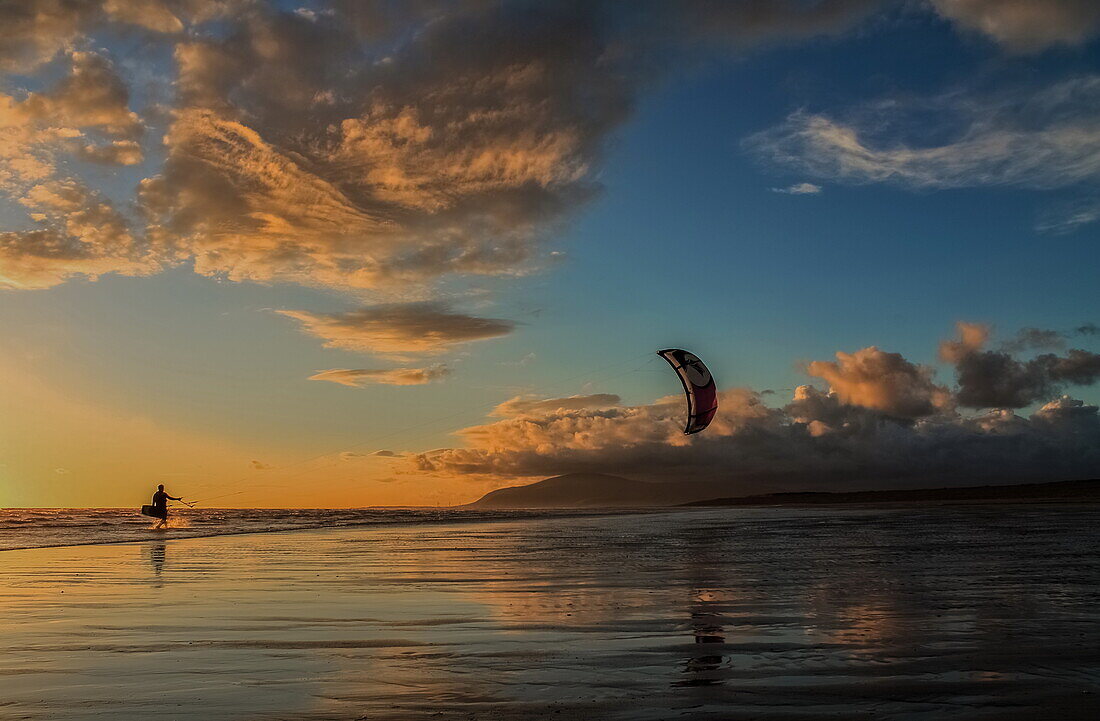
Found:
[278,302,513,358]
[308,366,450,387]
[745,76,1100,190]
[340,449,405,462]
[0,53,158,289]
[770,182,822,194]
[1,51,143,194]
[930,0,1100,52]
[1033,395,1100,430]
[492,393,622,418]
[940,322,1100,409]
[409,325,1100,489]
[0,1,193,72]
[101,0,184,34]
[74,139,144,165]
[938,321,990,363]
[500,352,537,367]
[0,1,926,296]
[1,180,158,289]
[250,459,273,470]
[136,2,638,290]
[18,51,142,139]
[805,346,951,418]
[411,384,1100,489]
[4,1,1095,299]
[680,0,883,46]
[1001,327,1067,353]
[1,2,643,293]
[0,1,98,72]
[1036,197,1100,235]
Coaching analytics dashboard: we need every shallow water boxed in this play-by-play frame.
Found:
[1,505,1099,720]
[0,507,626,551]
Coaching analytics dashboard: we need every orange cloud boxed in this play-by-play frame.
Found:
[939,322,1100,408]
[0,53,156,289]
[491,394,621,418]
[278,303,513,358]
[1,180,158,290]
[17,51,142,138]
[939,321,991,363]
[102,0,184,34]
[136,6,632,291]
[308,366,450,387]
[806,346,952,419]
[409,327,1100,491]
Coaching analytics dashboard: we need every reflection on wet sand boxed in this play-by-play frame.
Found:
[147,540,165,580]
[1,506,1099,720]
[678,598,726,687]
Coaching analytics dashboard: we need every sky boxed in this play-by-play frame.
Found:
[1,0,1099,508]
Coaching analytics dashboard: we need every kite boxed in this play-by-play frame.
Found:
[657,349,718,435]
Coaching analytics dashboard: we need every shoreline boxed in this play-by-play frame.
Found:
[8,499,1100,554]
[0,507,655,553]
[7,498,1100,553]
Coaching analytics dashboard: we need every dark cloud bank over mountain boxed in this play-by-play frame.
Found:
[413,323,1100,495]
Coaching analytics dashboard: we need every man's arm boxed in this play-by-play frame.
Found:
[168,495,182,501]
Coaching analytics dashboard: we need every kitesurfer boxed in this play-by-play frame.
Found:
[150,484,183,529]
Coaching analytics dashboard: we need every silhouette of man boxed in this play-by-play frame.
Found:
[151,484,182,529]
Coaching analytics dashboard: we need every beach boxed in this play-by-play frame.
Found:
[2,506,1099,720]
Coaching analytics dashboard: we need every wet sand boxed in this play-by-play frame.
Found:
[2,506,1099,720]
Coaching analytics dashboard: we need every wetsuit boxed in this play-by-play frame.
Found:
[150,490,170,519]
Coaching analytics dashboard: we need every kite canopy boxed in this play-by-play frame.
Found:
[657,349,718,435]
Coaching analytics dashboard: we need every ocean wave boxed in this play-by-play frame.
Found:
[0,508,634,551]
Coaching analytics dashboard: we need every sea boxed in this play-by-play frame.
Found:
[0,507,625,551]
[3,504,1100,719]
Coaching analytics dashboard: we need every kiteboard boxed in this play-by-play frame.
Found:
[141,505,167,520]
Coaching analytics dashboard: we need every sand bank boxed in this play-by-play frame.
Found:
[2,506,1099,720]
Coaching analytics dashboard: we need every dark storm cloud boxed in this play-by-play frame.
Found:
[939,323,1100,409]
[1001,327,1067,353]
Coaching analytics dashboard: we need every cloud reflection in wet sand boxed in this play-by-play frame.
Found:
[1,507,1099,719]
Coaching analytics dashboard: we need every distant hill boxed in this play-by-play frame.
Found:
[683,478,1100,507]
[468,475,1100,510]
[469,473,724,509]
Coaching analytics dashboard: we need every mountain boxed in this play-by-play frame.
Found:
[682,478,1100,507]
[468,473,723,508]
[469,476,1100,510]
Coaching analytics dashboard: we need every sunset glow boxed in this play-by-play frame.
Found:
[2,1,1098,508]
